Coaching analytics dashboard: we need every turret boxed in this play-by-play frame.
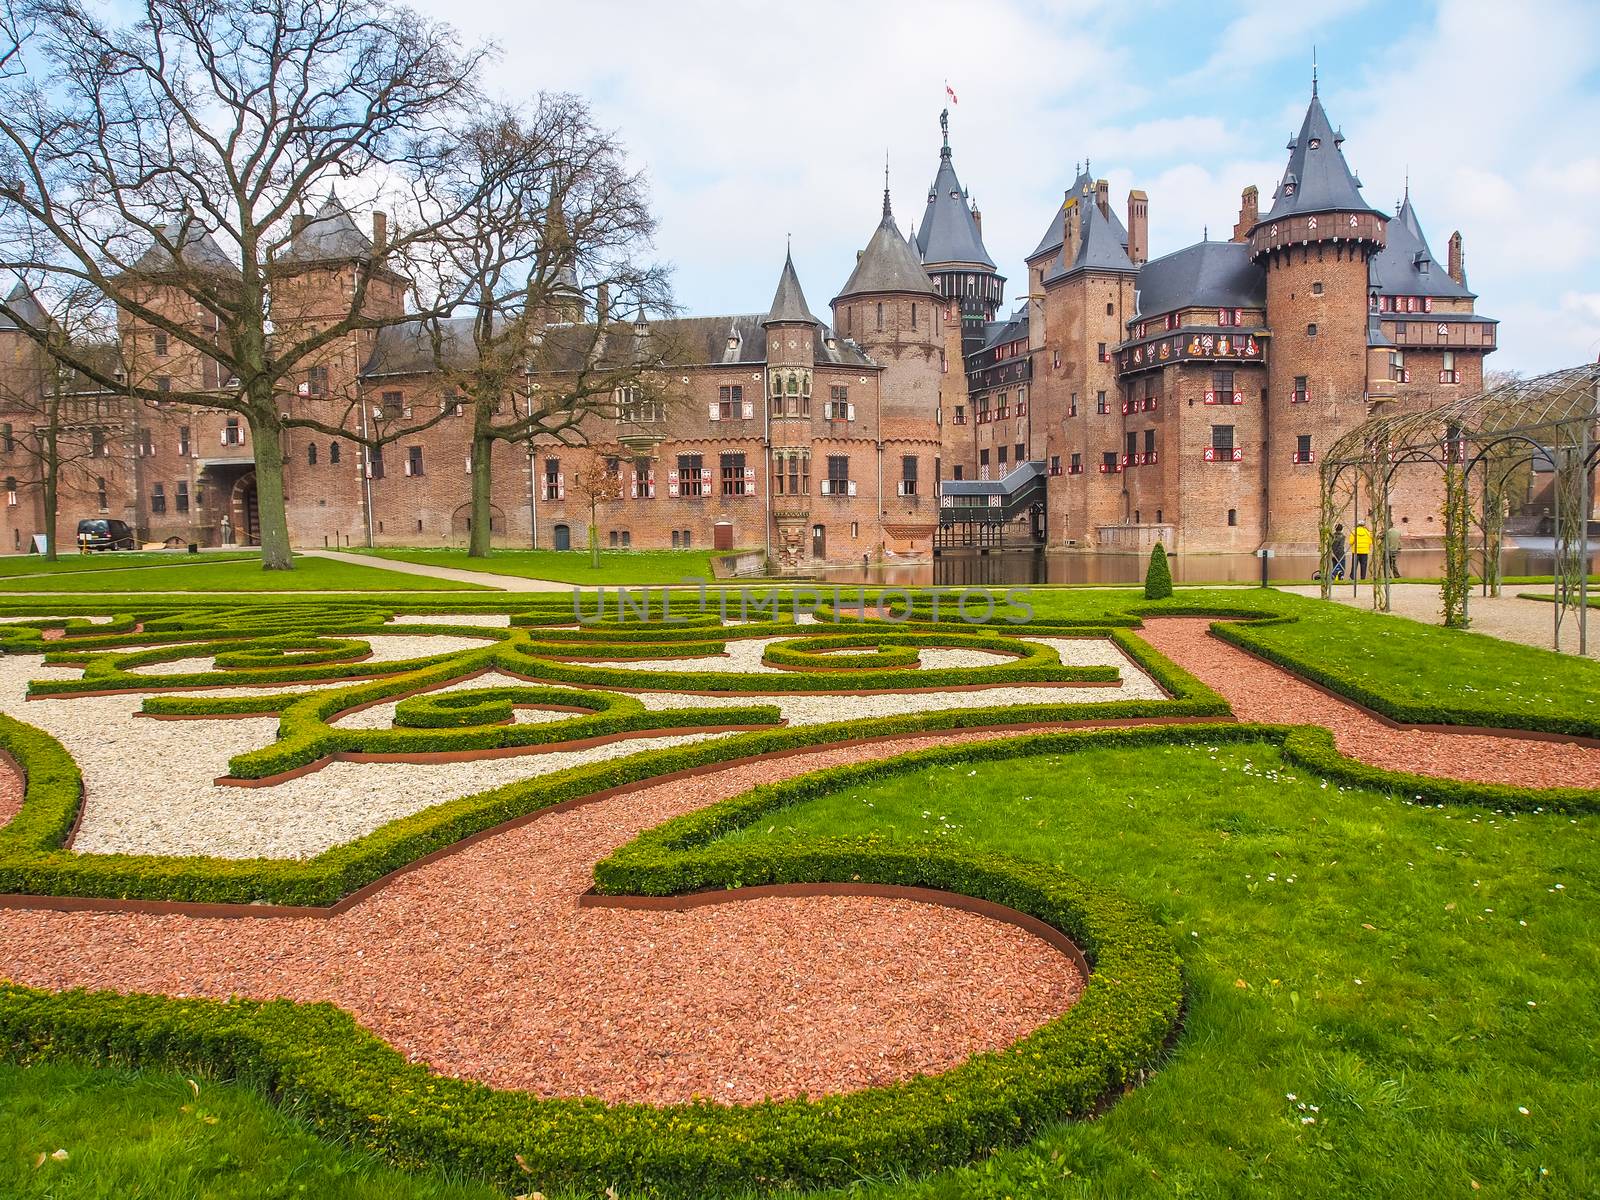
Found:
[832,170,940,351]
[916,109,1004,338]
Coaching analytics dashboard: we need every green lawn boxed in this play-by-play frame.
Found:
[0,551,260,577]
[359,546,724,585]
[0,1061,499,1200]
[0,554,483,593]
[719,739,1600,1198]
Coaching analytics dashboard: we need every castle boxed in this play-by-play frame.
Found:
[0,80,1495,562]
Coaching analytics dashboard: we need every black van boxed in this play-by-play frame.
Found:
[76,518,136,552]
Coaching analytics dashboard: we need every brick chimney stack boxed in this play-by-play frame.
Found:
[372,211,388,253]
[1064,193,1081,263]
[1127,189,1148,265]
[1094,177,1109,217]
[1447,230,1466,285]
[971,200,982,237]
[1232,186,1258,242]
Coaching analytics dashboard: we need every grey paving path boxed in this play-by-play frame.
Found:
[1278,582,1598,658]
[299,549,571,592]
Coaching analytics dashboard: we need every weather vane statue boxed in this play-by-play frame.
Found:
[939,107,948,148]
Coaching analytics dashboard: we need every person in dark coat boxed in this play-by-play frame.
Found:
[1329,523,1348,581]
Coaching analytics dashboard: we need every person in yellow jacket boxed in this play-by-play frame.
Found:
[1351,521,1372,579]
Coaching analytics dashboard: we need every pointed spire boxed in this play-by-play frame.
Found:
[1312,45,1319,97]
[916,120,995,269]
[836,181,939,303]
[1262,80,1381,220]
[883,151,892,220]
[764,248,817,325]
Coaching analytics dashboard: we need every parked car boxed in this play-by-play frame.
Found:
[76,518,136,552]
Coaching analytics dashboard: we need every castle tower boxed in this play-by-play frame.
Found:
[1248,78,1387,549]
[916,109,1004,353]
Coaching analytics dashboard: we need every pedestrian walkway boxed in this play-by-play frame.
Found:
[1278,582,1597,658]
[299,549,570,592]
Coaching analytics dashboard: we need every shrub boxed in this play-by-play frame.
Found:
[1144,543,1173,600]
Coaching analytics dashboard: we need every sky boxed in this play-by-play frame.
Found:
[431,0,1600,373]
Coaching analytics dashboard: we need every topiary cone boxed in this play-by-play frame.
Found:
[1144,542,1173,600]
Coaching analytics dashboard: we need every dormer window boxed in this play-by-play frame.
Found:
[1308,137,1321,150]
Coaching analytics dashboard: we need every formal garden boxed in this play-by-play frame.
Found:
[0,578,1597,1198]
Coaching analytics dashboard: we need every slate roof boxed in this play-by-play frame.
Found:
[764,250,819,325]
[1264,86,1383,221]
[916,141,995,269]
[1042,194,1135,284]
[133,213,239,275]
[1030,165,1126,262]
[281,194,373,264]
[1368,194,1474,299]
[978,308,1028,353]
[1133,240,1265,317]
[834,191,939,302]
[0,281,50,332]
[362,311,873,378]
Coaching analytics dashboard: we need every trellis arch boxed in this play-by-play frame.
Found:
[1317,363,1599,649]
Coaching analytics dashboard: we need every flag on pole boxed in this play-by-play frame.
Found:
[944,80,958,105]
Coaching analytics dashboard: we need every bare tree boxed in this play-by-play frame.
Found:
[423,99,677,558]
[0,0,497,568]
[567,453,624,568]
[0,281,136,558]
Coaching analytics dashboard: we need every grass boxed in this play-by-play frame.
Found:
[0,554,484,593]
[718,739,1600,1199]
[358,546,723,584]
[0,551,261,577]
[0,1060,500,1199]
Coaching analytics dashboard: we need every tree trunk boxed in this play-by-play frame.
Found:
[42,431,58,561]
[588,499,600,568]
[249,407,294,570]
[468,428,495,558]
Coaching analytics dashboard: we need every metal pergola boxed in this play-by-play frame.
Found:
[1318,362,1599,651]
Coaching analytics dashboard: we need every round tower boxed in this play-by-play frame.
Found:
[916,109,1004,351]
[1249,80,1387,550]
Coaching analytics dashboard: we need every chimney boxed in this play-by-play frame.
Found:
[372,211,388,253]
[1064,195,1082,264]
[1232,186,1258,242]
[290,212,311,237]
[1447,231,1466,285]
[1094,178,1109,217]
[971,200,982,237]
[596,282,610,323]
[1126,190,1148,266]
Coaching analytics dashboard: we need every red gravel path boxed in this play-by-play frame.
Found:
[0,751,21,829]
[1138,617,1600,789]
[0,730,1082,1105]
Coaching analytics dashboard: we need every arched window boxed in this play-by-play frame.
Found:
[329,442,341,464]
[876,302,883,331]
[307,443,318,466]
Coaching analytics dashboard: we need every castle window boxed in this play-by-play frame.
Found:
[92,429,106,457]
[1440,351,1458,385]
[717,384,742,420]
[1292,375,1309,404]
[221,417,243,446]
[1,423,12,453]
[96,476,107,511]
[369,444,385,480]
[1070,453,1082,474]
[1050,454,1061,476]
[306,366,329,397]
[824,455,851,495]
[1295,434,1313,464]
[1228,507,1238,526]
[1144,429,1156,456]
[900,455,917,496]
[720,452,747,496]
[953,404,965,425]
[150,483,165,514]
[1016,441,1025,462]
[176,481,189,513]
[1097,390,1109,414]
[153,331,169,357]
[1069,392,1078,417]
[307,442,317,466]
[4,476,15,506]
[544,456,562,500]
[406,446,424,477]
[997,445,1008,467]
[178,426,190,456]
[329,442,341,464]
[953,465,964,480]
[1306,323,1318,337]
[876,303,884,331]
[911,304,917,330]
[676,453,704,498]
[1312,282,1323,296]
[1097,342,1108,362]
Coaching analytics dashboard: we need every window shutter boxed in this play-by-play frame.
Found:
[742,401,753,419]
[465,456,472,473]
[847,480,857,497]
[647,468,656,498]
[846,403,855,420]
[708,402,720,421]
[744,465,756,497]
[667,468,679,498]
[219,430,227,446]
[556,472,565,501]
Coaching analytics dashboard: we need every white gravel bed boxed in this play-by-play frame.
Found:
[385,613,511,628]
[587,637,1054,675]
[332,672,580,730]
[124,633,493,676]
[0,614,116,624]
[0,654,725,858]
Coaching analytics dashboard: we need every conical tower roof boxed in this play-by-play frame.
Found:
[835,185,938,302]
[282,193,373,263]
[1264,84,1382,221]
[133,212,238,276]
[0,280,50,332]
[1029,163,1127,262]
[763,249,817,325]
[916,125,995,269]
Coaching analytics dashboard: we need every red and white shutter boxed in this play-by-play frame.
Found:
[708,402,720,421]
[742,400,754,419]
[647,468,656,498]
[667,468,679,498]
[847,480,857,497]
[556,472,565,501]
[744,465,756,497]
